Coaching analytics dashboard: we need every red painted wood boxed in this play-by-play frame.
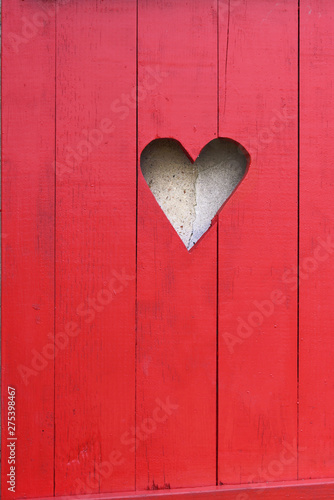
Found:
[3,1,334,497]
[32,478,334,500]
[299,0,334,479]
[136,0,219,490]
[55,1,136,495]
[1,1,55,499]
[218,0,298,484]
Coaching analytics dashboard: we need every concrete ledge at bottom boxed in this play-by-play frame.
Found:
[36,477,334,500]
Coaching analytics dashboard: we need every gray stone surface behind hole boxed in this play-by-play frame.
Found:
[141,139,198,248]
[189,140,248,248]
[140,138,248,250]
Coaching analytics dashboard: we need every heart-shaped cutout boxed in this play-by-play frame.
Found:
[140,138,250,250]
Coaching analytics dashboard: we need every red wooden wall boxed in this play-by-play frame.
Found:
[2,1,334,499]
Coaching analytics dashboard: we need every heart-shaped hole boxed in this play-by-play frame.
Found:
[140,138,250,250]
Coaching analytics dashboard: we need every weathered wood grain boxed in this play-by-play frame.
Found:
[1,1,56,498]
[218,0,299,484]
[55,1,137,495]
[299,0,334,479]
[136,0,219,490]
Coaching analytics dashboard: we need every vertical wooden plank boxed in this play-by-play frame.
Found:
[1,1,55,499]
[136,0,218,490]
[55,0,136,495]
[218,0,298,484]
[299,0,334,479]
